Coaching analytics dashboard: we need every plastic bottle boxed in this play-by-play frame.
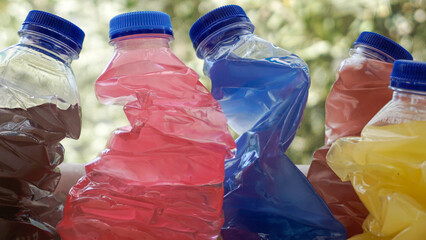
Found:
[0,10,84,240]
[190,5,346,239]
[306,32,413,237]
[57,11,235,240]
[327,60,426,240]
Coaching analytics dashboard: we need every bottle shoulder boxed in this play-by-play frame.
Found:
[204,34,309,79]
[103,48,189,73]
[0,44,71,75]
[209,34,293,60]
[95,47,200,105]
[0,44,79,109]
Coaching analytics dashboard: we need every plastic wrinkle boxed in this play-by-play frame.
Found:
[206,34,346,239]
[0,104,80,240]
[58,40,236,240]
[327,121,426,240]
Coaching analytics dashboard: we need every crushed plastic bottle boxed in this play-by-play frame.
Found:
[57,11,235,240]
[190,5,346,239]
[306,32,413,237]
[327,60,426,240]
[0,10,84,240]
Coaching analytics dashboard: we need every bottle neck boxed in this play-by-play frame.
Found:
[391,88,426,105]
[350,44,395,63]
[196,22,254,59]
[367,88,426,126]
[111,34,172,50]
[18,32,78,64]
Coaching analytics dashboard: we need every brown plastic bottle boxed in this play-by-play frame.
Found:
[307,32,413,237]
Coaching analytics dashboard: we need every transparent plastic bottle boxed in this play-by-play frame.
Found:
[190,5,346,240]
[327,60,426,239]
[58,11,235,240]
[0,10,84,240]
[306,32,413,237]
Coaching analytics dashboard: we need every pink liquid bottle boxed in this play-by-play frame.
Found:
[57,11,236,240]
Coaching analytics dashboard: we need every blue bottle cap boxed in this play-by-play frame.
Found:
[19,10,85,54]
[109,11,173,40]
[189,5,254,51]
[353,32,413,60]
[390,60,426,92]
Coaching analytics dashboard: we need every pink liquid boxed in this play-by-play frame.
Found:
[58,34,236,240]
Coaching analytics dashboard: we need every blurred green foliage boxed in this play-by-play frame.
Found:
[0,0,424,164]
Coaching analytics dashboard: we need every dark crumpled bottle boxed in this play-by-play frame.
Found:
[0,10,84,239]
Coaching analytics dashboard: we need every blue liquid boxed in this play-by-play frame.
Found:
[209,55,346,239]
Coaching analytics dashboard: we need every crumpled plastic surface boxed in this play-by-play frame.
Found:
[58,37,236,240]
[327,121,426,240]
[0,43,82,240]
[204,34,346,239]
[307,57,394,237]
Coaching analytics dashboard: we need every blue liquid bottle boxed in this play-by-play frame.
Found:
[190,5,346,240]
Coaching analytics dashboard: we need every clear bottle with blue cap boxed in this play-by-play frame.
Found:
[0,10,84,240]
[368,60,426,125]
[327,61,426,239]
[190,4,346,240]
[58,11,235,240]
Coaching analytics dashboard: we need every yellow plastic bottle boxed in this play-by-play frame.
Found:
[327,60,426,240]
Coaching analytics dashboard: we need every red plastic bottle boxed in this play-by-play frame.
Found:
[58,11,235,240]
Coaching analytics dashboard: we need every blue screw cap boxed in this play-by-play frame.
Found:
[353,32,413,61]
[390,60,426,92]
[189,5,254,51]
[19,10,85,54]
[109,11,173,40]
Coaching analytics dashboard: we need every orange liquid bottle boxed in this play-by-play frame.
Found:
[307,32,413,237]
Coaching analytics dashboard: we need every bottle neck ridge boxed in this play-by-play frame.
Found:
[391,88,426,103]
[18,31,78,64]
[350,44,395,63]
[196,22,254,59]
[111,34,172,50]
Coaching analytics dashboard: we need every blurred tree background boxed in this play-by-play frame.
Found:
[0,0,423,164]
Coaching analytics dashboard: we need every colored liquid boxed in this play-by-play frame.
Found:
[209,55,346,239]
[0,103,81,240]
[327,121,426,240]
[307,58,393,237]
[325,58,394,144]
[58,36,235,240]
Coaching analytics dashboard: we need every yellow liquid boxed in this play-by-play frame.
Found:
[327,121,426,240]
